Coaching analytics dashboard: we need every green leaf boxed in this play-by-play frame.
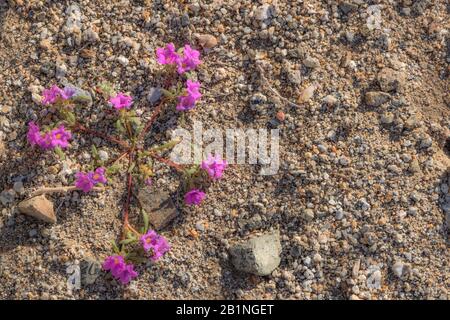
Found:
[128,162,135,173]
[119,238,136,245]
[98,81,115,98]
[111,241,120,254]
[106,164,121,175]
[161,88,174,98]
[54,146,65,160]
[142,210,149,233]
[91,145,98,159]
[115,119,125,134]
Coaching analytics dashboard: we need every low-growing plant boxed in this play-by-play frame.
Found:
[26,43,228,285]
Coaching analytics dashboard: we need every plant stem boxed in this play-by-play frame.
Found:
[149,153,184,172]
[122,152,134,239]
[74,123,130,149]
[137,99,166,141]
[31,186,105,197]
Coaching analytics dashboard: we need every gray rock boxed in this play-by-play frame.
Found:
[63,83,92,106]
[147,87,162,105]
[392,261,407,278]
[303,56,320,69]
[83,28,100,43]
[137,189,179,230]
[255,4,274,21]
[98,150,109,162]
[302,208,315,221]
[116,56,129,66]
[365,91,391,107]
[339,2,358,14]
[250,93,268,113]
[80,258,102,285]
[65,4,82,32]
[367,269,382,289]
[229,231,281,276]
[380,112,394,125]
[0,189,15,206]
[419,135,432,149]
[377,68,405,92]
[323,95,338,106]
[13,181,25,194]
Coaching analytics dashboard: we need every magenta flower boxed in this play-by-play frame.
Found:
[75,172,95,193]
[140,230,170,262]
[41,85,75,105]
[61,87,76,100]
[109,92,133,110]
[89,167,107,184]
[176,45,201,74]
[117,264,138,285]
[42,85,63,105]
[201,154,228,180]
[156,43,179,65]
[103,255,138,284]
[27,122,42,146]
[51,125,72,148]
[38,132,56,150]
[103,255,126,277]
[184,189,206,206]
[27,122,72,150]
[176,80,202,111]
[75,167,107,192]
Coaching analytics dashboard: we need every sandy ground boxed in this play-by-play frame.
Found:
[0,0,449,300]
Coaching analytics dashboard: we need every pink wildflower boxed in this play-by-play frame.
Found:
[27,122,72,150]
[201,154,228,180]
[27,122,42,146]
[176,45,201,74]
[103,255,138,284]
[109,92,133,110]
[89,167,107,184]
[42,85,63,105]
[140,230,170,262]
[75,172,94,193]
[176,80,202,111]
[61,87,76,100]
[156,43,179,65]
[75,167,107,193]
[51,125,72,148]
[117,264,138,285]
[184,189,206,206]
[103,255,126,277]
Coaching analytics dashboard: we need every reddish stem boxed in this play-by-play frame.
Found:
[150,153,184,172]
[122,152,134,239]
[137,99,166,141]
[74,123,130,149]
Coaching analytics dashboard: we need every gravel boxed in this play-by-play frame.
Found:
[0,0,448,300]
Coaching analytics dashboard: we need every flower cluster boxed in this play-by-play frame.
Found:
[103,230,169,285]
[42,85,75,105]
[26,43,226,287]
[176,80,202,111]
[156,43,201,74]
[27,122,72,150]
[183,154,228,206]
[102,255,138,285]
[75,167,107,193]
[185,189,206,206]
[140,230,171,262]
[156,43,202,111]
[201,154,228,180]
[109,92,133,110]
